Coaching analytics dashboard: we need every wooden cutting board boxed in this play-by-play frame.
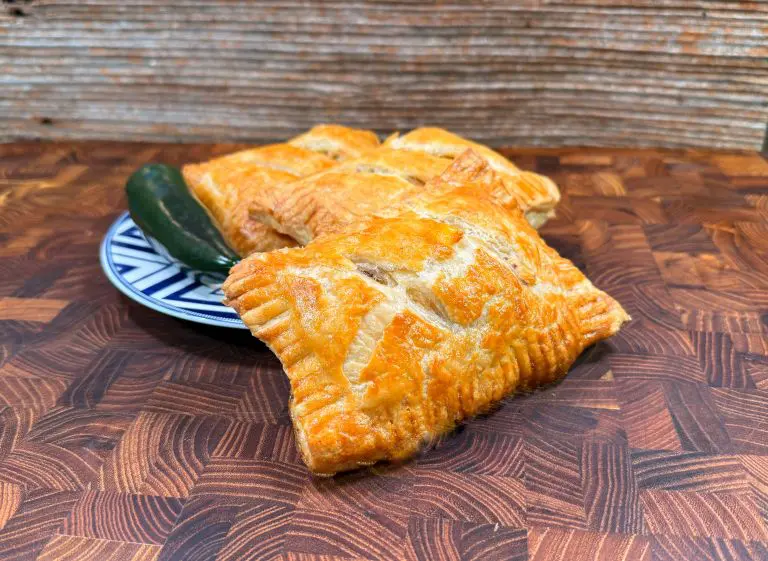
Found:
[0,142,766,561]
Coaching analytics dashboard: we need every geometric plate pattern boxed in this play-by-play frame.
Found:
[0,141,767,560]
[100,212,245,328]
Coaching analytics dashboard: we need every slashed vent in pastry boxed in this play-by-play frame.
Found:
[249,127,561,246]
[224,150,629,475]
[250,147,455,245]
[182,125,380,256]
[384,127,561,228]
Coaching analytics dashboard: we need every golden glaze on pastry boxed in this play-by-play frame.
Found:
[249,147,455,245]
[384,127,561,227]
[249,127,561,246]
[224,151,628,475]
[182,125,380,256]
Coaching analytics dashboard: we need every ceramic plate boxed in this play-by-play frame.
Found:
[100,211,246,329]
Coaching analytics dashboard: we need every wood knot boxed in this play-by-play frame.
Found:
[3,0,33,18]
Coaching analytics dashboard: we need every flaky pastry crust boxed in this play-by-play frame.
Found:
[249,147,454,245]
[249,128,561,246]
[224,151,628,475]
[182,125,380,256]
[384,127,561,227]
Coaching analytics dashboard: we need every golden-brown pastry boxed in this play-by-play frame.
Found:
[384,127,561,227]
[249,147,455,245]
[249,127,561,246]
[182,125,380,256]
[224,151,628,475]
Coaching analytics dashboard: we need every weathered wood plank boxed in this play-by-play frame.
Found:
[1,1,766,148]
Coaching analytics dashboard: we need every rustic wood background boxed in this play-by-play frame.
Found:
[1,1,767,150]
[1,142,767,560]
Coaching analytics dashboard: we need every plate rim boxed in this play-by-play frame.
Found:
[100,211,247,329]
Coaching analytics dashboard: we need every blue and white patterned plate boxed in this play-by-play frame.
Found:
[100,211,247,329]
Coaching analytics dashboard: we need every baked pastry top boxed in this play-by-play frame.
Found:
[249,147,455,245]
[224,151,628,475]
[249,127,562,246]
[289,124,381,161]
[384,127,561,227]
[182,125,380,256]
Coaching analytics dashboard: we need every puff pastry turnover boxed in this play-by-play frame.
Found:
[182,125,380,256]
[224,151,628,475]
[384,127,561,228]
[249,127,561,246]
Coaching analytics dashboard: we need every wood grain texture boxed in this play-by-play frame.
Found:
[1,2,767,149]
[0,142,767,559]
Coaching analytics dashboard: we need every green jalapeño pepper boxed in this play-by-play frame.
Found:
[126,164,240,273]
